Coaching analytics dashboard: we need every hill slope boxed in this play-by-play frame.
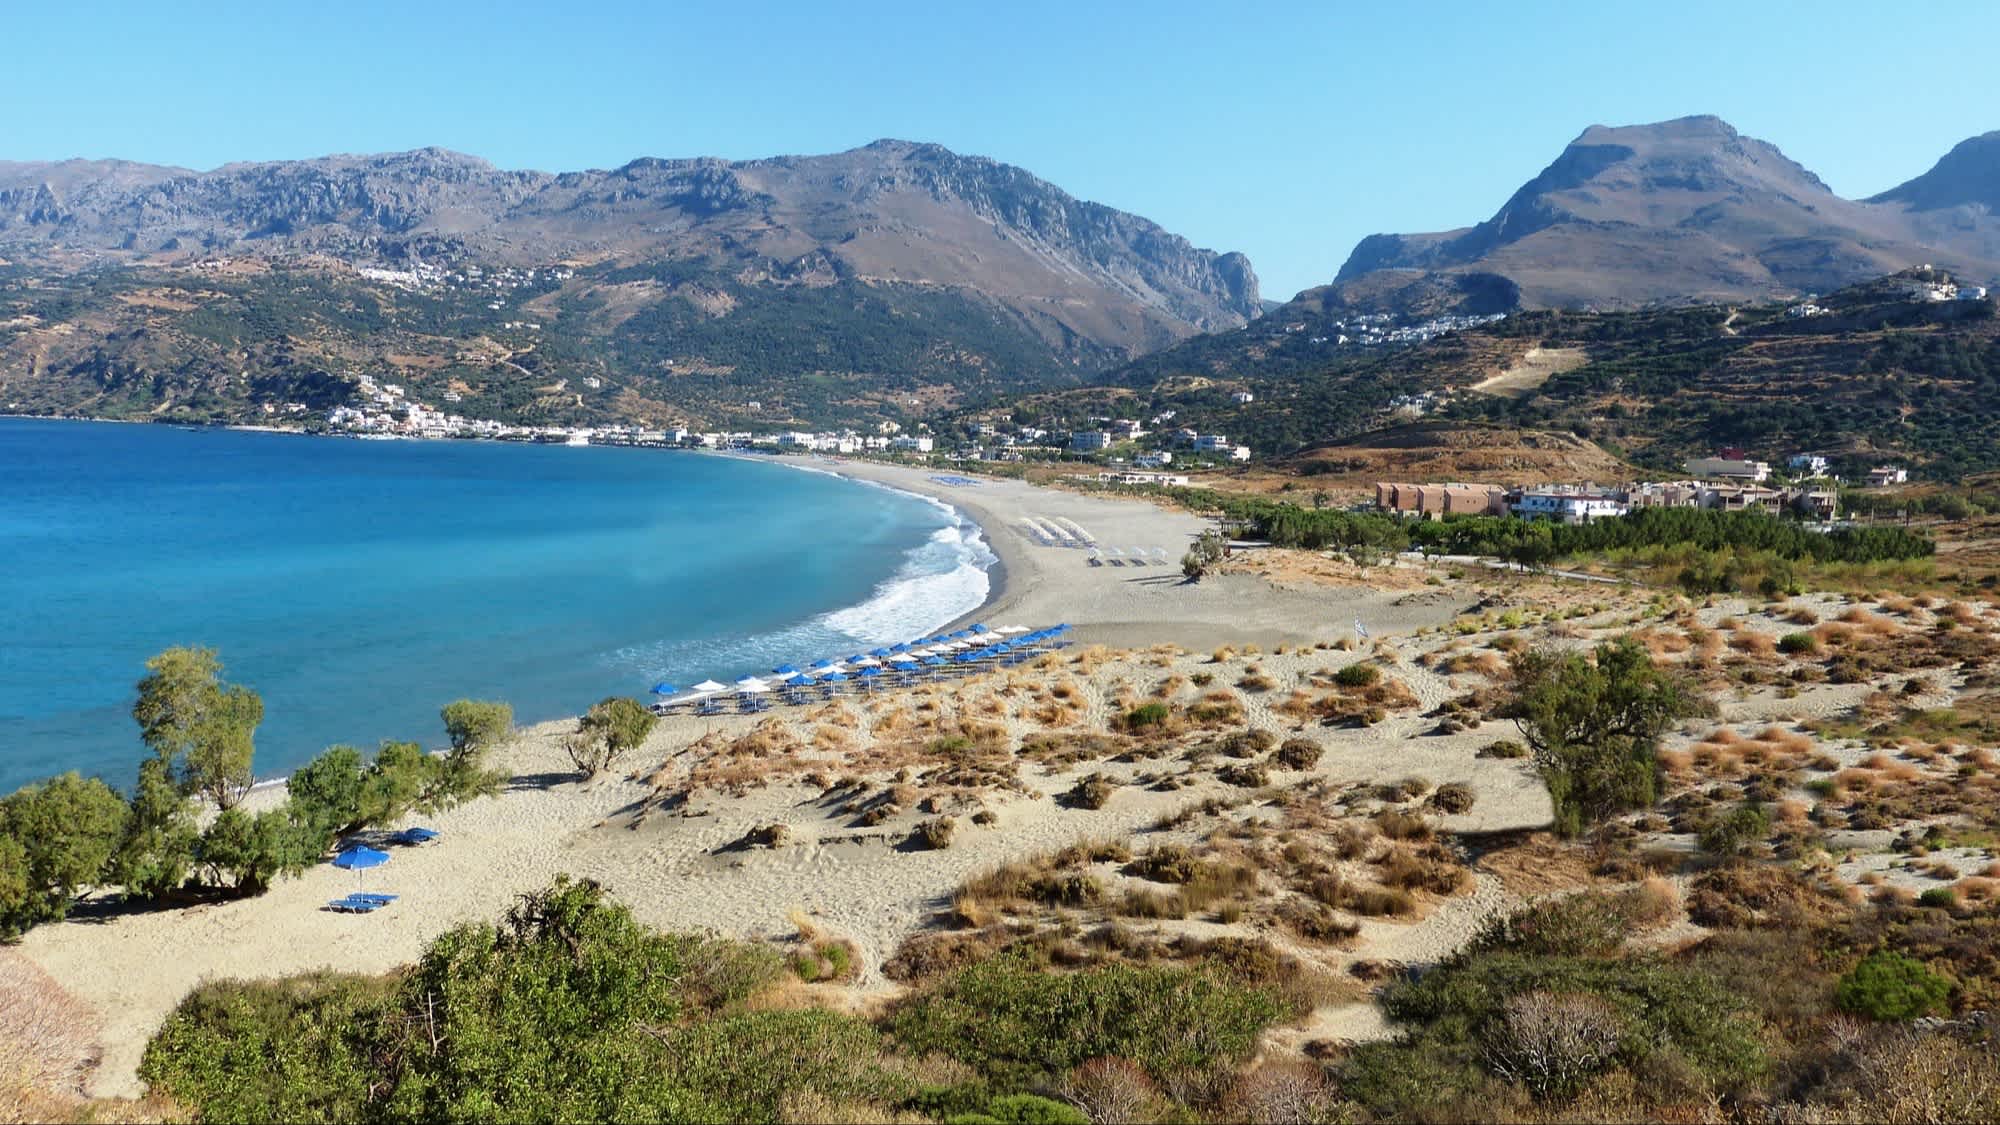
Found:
[1328,116,2000,312]
[0,142,1259,426]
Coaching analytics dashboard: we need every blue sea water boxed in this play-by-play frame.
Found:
[0,419,993,793]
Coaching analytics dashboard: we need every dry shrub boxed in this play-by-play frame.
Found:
[1062,1057,1161,1125]
[1278,898,1364,942]
[1430,782,1477,815]
[1227,1061,1341,1125]
[1839,607,1902,637]
[1187,689,1246,725]
[1485,991,1624,1099]
[1374,809,1433,841]
[1730,630,1778,658]
[1379,844,1472,895]
[0,952,99,1098]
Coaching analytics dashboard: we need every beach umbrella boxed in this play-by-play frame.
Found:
[869,647,893,658]
[890,642,912,653]
[890,659,918,670]
[772,663,800,676]
[922,656,948,667]
[998,625,1029,635]
[650,681,679,696]
[738,680,772,694]
[970,624,991,634]
[851,655,881,667]
[822,671,849,682]
[786,674,817,687]
[691,679,727,694]
[331,845,390,890]
[846,653,868,663]
[810,658,836,669]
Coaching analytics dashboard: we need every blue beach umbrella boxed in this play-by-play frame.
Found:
[970,623,991,634]
[922,656,948,667]
[810,658,836,669]
[822,671,849,682]
[890,659,918,670]
[331,845,390,890]
[773,663,800,676]
[786,674,817,687]
[651,681,678,696]
[846,653,867,663]
[870,647,892,657]
[891,642,912,653]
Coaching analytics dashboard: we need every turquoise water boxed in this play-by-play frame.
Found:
[0,420,992,793]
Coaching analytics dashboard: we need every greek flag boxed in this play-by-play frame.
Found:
[1354,617,1368,640]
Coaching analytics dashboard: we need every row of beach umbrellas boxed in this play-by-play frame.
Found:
[647,624,1069,700]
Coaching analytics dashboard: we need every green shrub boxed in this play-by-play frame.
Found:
[948,1093,1091,1124]
[1917,887,1958,910]
[1123,702,1171,729]
[887,957,1285,1091]
[1777,632,1819,655]
[1275,738,1323,770]
[0,772,129,937]
[1477,739,1529,759]
[1697,803,1772,859]
[1333,663,1381,688]
[1472,891,1647,958]
[141,972,391,1123]
[1834,951,1952,1021]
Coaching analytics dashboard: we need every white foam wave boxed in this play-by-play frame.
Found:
[607,460,996,680]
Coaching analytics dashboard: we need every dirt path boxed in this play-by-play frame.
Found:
[1466,346,1586,397]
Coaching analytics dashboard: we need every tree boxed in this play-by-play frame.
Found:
[200,807,316,896]
[565,697,657,778]
[1181,530,1226,581]
[114,756,200,902]
[356,740,437,826]
[0,772,129,936]
[1505,637,1709,836]
[441,700,513,758]
[132,646,264,809]
[288,745,368,841]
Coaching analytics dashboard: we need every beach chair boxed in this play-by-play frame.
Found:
[393,827,439,845]
[326,895,385,913]
[352,892,398,904]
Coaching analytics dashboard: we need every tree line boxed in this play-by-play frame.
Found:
[0,646,514,939]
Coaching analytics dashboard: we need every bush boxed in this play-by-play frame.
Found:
[1065,774,1117,810]
[1122,702,1171,730]
[1697,803,1771,859]
[1777,632,1819,655]
[1275,738,1322,770]
[1333,663,1381,688]
[1478,739,1529,759]
[141,972,391,1123]
[1473,890,1652,958]
[1834,951,1952,1021]
[1430,782,1477,814]
[887,958,1286,1094]
[948,1092,1092,1125]
[918,817,957,850]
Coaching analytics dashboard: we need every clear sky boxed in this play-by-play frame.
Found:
[6,0,1992,299]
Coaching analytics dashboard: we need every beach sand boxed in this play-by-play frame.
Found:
[20,460,1527,1098]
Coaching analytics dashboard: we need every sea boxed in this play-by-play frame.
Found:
[0,419,994,794]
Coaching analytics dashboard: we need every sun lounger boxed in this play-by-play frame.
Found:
[326,895,386,913]
[351,892,398,904]
[393,827,439,845]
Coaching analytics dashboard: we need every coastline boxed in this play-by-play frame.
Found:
[14,446,1503,1099]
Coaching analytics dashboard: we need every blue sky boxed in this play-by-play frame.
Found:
[6,1,1991,298]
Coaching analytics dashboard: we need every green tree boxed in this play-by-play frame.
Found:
[1505,637,1709,836]
[1181,529,1226,580]
[0,772,129,936]
[114,756,201,902]
[441,699,513,757]
[200,807,316,896]
[357,740,438,826]
[132,646,264,809]
[288,745,368,841]
[565,698,657,778]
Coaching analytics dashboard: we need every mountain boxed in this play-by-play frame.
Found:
[0,141,1258,426]
[1328,116,2000,312]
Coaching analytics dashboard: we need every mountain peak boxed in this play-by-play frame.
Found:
[1572,114,1741,147]
[1869,130,2000,212]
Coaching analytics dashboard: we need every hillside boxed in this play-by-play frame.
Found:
[1047,268,2000,480]
[0,142,1258,427]
[1327,116,2000,313]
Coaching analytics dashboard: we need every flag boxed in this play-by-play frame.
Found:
[1354,617,1368,639]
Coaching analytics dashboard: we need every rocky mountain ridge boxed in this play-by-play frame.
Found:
[1329,115,2000,312]
[0,140,1260,358]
